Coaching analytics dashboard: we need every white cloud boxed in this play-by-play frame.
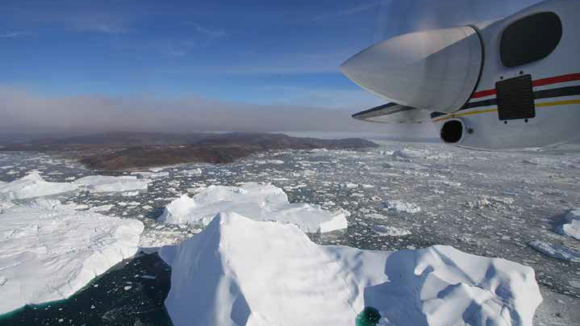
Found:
[68,14,131,35]
[190,23,226,39]
[312,2,381,22]
[81,24,128,34]
[0,31,33,38]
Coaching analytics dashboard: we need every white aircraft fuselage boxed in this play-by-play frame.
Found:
[341,0,579,150]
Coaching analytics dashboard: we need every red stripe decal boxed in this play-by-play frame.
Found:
[532,73,580,87]
[470,73,580,100]
[472,89,496,99]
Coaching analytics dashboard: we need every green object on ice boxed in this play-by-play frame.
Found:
[355,307,381,326]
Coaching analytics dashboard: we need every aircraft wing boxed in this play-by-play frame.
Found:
[352,103,429,124]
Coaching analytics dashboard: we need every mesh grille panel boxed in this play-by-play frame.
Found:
[496,75,535,120]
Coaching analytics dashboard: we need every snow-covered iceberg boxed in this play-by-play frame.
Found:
[160,212,542,326]
[0,173,78,200]
[0,199,144,315]
[73,175,150,193]
[556,209,580,240]
[158,183,347,233]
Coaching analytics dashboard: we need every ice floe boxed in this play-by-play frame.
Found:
[90,204,114,212]
[556,209,580,240]
[465,196,515,209]
[73,175,150,193]
[0,199,144,315]
[131,171,170,179]
[372,225,411,237]
[0,173,78,200]
[392,148,424,161]
[529,240,580,263]
[255,159,284,165]
[160,212,542,326]
[158,183,348,233]
[180,168,203,177]
[383,161,427,170]
[383,200,421,214]
[139,227,199,252]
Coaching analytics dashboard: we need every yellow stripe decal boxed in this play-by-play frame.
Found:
[536,99,580,107]
[433,99,580,122]
[433,108,497,122]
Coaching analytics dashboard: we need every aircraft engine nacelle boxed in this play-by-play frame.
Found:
[341,26,483,114]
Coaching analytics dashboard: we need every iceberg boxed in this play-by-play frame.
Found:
[73,175,150,193]
[0,173,78,200]
[556,209,580,240]
[158,183,347,233]
[160,212,542,326]
[0,199,144,315]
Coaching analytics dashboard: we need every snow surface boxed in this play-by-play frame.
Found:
[73,175,150,193]
[158,183,348,233]
[0,199,144,315]
[556,209,580,240]
[0,173,78,200]
[160,212,542,326]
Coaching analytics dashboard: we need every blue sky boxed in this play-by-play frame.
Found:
[0,0,388,107]
[0,0,542,133]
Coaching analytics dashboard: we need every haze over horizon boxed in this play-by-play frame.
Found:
[0,0,542,135]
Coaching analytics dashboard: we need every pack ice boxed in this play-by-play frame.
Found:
[0,173,78,200]
[73,175,150,193]
[158,183,347,233]
[160,213,542,326]
[0,199,144,315]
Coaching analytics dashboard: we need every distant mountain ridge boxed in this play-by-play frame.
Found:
[0,132,378,171]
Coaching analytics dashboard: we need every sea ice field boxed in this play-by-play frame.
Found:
[0,139,579,326]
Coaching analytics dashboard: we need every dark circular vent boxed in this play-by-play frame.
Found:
[440,120,464,144]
